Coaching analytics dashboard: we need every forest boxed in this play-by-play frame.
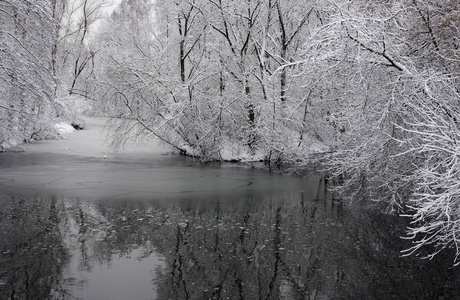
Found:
[1,0,459,265]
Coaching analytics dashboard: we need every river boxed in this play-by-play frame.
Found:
[0,117,459,299]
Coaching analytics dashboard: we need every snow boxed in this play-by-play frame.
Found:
[55,122,75,135]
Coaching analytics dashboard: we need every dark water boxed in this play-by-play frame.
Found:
[1,152,460,299]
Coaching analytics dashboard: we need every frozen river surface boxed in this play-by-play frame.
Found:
[0,118,306,201]
[1,117,460,299]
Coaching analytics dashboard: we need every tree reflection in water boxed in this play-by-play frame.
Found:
[1,178,460,299]
[0,195,68,299]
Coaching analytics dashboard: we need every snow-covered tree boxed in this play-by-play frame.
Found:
[301,0,460,264]
[0,0,58,149]
[91,0,328,161]
[52,0,108,97]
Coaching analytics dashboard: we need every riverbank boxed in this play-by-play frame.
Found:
[0,117,315,201]
[12,116,324,176]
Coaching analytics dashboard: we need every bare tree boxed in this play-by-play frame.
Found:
[52,0,108,97]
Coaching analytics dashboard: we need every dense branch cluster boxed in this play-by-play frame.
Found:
[0,0,57,149]
[309,0,460,264]
[91,0,328,161]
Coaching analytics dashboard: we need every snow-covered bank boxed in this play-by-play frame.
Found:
[8,114,327,173]
[54,122,76,135]
[179,137,330,164]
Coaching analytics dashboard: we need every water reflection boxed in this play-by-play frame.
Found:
[0,195,68,299]
[1,180,460,299]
